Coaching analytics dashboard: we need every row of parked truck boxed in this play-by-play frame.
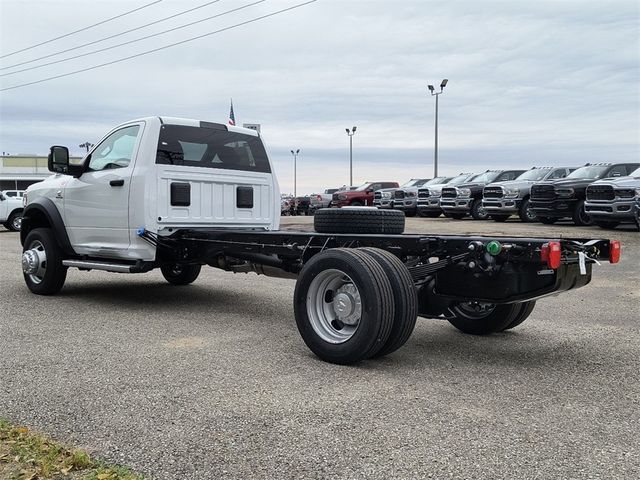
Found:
[328,163,640,229]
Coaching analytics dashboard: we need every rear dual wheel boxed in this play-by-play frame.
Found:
[294,248,417,364]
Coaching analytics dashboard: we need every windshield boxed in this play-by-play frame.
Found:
[355,183,371,191]
[401,179,427,188]
[630,167,640,177]
[566,166,608,180]
[469,171,500,184]
[516,169,552,181]
[424,176,448,185]
[448,174,474,185]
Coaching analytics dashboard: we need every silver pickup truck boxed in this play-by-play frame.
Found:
[585,166,640,229]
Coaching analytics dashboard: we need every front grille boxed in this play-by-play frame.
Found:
[374,192,382,201]
[483,186,503,199]
[586,205,613,212]
[418,188,429,199]
[586,185,614,201]
[394,190,405,199]
[531,184,556,200]
[616,188,635,199]
[441,187,457,199]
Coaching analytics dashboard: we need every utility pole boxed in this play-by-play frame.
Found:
[427,79,448,177]
[345,126,357,186]
[290,149,300,197]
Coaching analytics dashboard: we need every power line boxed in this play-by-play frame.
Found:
[1,0,266,77]
[0,0,318,92]
[1,0,223,71]
[0,0,164,59]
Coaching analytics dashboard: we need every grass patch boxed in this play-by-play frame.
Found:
[0,418,144,479]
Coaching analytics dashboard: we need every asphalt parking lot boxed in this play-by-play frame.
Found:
[1,217,638,479]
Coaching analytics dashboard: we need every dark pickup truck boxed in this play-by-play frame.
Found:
[530,163,640,225]
[440,169,525,220]
[584,166,640,229]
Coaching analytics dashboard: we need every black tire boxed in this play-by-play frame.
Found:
[7,211,22,231]
[572,199,592,226]
[594,220,620,230]
[501,301,536,330]
[22,227,67,295]
[447,302,521,335]
[293,249,394,364]
[350,201,363,207]
[518,198,537,222]
[538,216,557,225]
[491,214,510,222]
[447,213,466,220]
[314,208,405,234]
[358,248,417,358]
[470,199,489,220]
[160,264,202,285]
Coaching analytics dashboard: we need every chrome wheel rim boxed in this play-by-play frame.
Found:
[306,269,362,344]
[11,216,22,230]
[525,204,536,221]
[22,240,47,284]
[451,301,496,319]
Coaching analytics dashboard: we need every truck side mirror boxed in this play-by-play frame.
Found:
[0,192,5,201]
[365,189,373,193]
[48,145,70,173]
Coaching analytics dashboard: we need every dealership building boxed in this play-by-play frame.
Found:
[0,154,81,191]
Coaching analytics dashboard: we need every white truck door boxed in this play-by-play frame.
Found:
[63,124,142,257]
[154,123,276,230]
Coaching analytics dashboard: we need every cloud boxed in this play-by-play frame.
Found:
[1,0,638,193]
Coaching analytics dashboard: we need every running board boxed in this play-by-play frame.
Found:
[62,259,135,273]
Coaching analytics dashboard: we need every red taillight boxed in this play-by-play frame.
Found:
[541,241,562,269]
[609,240,621,264]
[317,195,322,201]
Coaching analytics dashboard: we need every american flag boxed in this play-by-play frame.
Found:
[228,99,235,126]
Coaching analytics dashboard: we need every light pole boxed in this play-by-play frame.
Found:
[290,149,300,197]
[427,79,448,177]
[345,126,357,186]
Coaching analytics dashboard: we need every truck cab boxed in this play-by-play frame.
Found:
[21,117,280,262]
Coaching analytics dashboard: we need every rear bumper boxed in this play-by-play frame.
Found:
[482,198,522,213]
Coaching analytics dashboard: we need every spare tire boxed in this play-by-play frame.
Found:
[314,207,405,234]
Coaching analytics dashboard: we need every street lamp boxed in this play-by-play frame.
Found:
[345,126,357,186]
[290,149,300,197]
[427,79,448,177]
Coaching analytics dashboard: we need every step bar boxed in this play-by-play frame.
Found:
[62,259,135,273]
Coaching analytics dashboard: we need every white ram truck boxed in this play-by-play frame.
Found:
[20,116,621,364]
[0,191,23,231]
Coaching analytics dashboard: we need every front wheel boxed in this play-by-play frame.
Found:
[518,198,537,222]
[22,227,67,295]
[470,199,489,220]
[161,264,202,285]
[447,302,521,335]
[572,199,592,226]
[7,211,22,231]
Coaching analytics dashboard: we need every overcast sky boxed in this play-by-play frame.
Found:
[1,0,638,194]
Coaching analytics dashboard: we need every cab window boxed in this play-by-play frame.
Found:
[547,169,568,179]
[88,125,140,171]
[607,165,627,178]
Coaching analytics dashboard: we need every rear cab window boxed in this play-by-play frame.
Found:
[156,124,271,173]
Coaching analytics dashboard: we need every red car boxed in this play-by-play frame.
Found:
[331,181,399,207]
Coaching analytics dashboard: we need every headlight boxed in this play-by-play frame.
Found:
[338,194,348,200]
[555,187,575,198]
[504,187,520,198]
[382,192,391,198]
[635,188,640,198]
[407,191,417,198]
[430,191,441,198]
[458,188,471,197]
